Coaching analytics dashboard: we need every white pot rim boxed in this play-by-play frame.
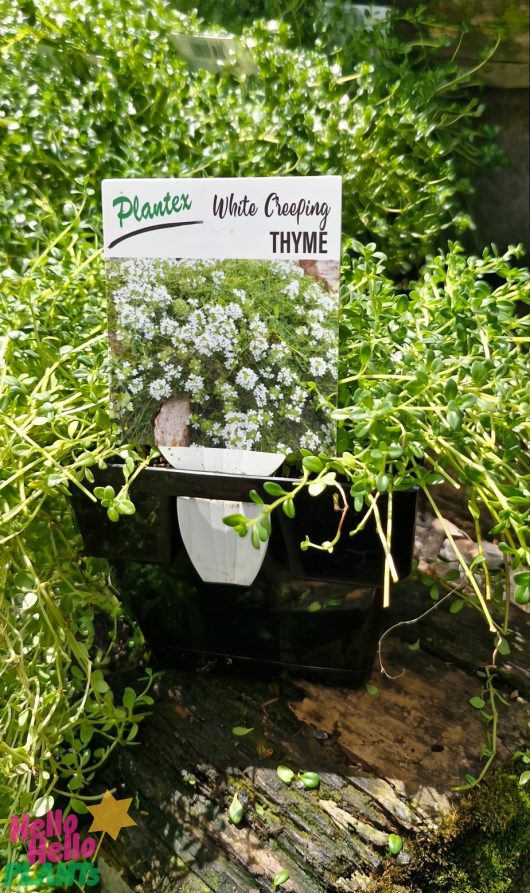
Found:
[158,445,285,476]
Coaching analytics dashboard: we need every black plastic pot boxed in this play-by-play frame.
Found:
[71,464,417,684]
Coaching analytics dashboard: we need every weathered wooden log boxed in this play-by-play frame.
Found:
[95,586,529,892]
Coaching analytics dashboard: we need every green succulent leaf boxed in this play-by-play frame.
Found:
[228,792,245,825]
[300,771,320,789]
[388,834,403,855]
[276,765,295,785]
[273,870,290,889]
[469,696,486,710]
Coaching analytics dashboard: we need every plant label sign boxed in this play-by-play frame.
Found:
[170,33,257,76]
[102,176,342,456]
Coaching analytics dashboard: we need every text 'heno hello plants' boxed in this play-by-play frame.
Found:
[2,810,100,888]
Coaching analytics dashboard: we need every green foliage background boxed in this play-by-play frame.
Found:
[1,0,498,273]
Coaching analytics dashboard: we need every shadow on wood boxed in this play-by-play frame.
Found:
[95,586,529,893]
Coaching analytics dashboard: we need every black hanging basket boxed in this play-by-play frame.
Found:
[71,464,417,684]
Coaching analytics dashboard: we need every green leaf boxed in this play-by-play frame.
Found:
[365,682,379,696]
[71,799,89,814]
[282,498,296,518]
[117,498,135,515]
[107,506,120,522]
[359,341,371,364]
[388,834,403,855]
[232,726,254,736]
[248,489,264,505]
[276,765,295,785]
[263,481,286,497]
[444,379,458,400]
[46,473,64,487]
[251,526,261,550]
[127,723,139,742]
[447,410,462,431]
[375,473,390,493]
[79,723,93,745]
[302,456,324,473]
[273,870,290,889]
[34,795,54,817]
[408,640,421,652]
[519,771,530,786]
[514,584,530,605]
[92,670,110,694]
[123,687,137,711]
[471,360,487,385]
[223,513,248,528]
[449,599,465,614]
[256,520,270,542]
[469,696,486,709]
[497,638,511,656]
[13,572,35,591]
[228,792,245,825]
[308,482,325,497]
[21,591,38,612]
[300,771,320,789]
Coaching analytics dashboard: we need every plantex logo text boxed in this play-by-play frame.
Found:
[2,790,136,888]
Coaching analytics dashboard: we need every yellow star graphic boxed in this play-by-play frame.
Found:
[87,790,137,840]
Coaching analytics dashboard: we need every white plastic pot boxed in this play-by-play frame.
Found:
[157,446,284,586]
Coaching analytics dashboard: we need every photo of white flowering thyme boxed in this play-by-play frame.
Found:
[107,257,338,452]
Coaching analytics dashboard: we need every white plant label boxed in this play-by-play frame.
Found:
[102,176,342,455]
[171,33,257,75]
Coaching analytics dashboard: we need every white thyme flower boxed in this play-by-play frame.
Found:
[284,279,300,299]
[293,385,306,401]
[149,379,172,401]
[277,367,295,386]
[300,431,322,451]
[162,363,182,381]
[216,382,238,400]
[309,322,326,341]
[249,336,269,360]
[309,357,328,377]
[184,374,205,397]
[226,302,243,320]
[160,317,182,338]
[286,407,302,422]
[235,367,258,390]
[211,270,225,288]
[254,383,269,407]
